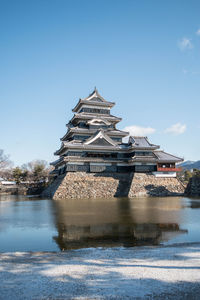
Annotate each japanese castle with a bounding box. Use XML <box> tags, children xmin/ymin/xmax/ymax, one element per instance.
<box><xmin>51</xmin><ymin>88</ymin><xmax>183</xmax><ymax>177</ymax></box>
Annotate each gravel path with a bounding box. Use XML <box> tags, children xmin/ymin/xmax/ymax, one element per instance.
<box><xmin>0</xmin><ymin>243</ymin><xmax>200</xmax><ymax>299</ymax></box>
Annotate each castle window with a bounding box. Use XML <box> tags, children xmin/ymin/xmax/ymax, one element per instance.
<box><xmin>80</xmin><ymin>108</ymin><xmax>110</xmax><ymax>114</ymax></box>
<box><xmin>132</xmin><ymin>151</ymin><xmax>153</xmax><ymax>157</ymax></box>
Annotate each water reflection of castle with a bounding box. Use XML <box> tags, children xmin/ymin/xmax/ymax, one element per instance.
<box><xmin>52</xmin><ymin>197</ymin><xmax>187</xmax><ymax>250</ymax></box>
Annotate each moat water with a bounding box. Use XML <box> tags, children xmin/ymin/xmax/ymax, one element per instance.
<box><xmin>0</xmin><ymin>195</ymin><xmax>200</xmax><ymax>252</ymax></box>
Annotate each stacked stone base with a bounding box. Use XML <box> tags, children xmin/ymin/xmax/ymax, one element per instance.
<box><xmin>43</xmin><ymin>172</ymin><xmax>185</xmax><ymax>200</ymax></box>
<box><xmin>128</xmin><ymin>173</ymin><xmax>185</xmax><ymax>197</ymax></box>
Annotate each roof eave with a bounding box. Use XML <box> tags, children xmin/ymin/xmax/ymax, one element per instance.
<box><xmin>61</xmin><ymin>130</ymin><xmax>128</xmax><ymax>140</ymax></box>
<box><xmin>61</xmin><ymin>143</ymin><xmax>121</xmax><ymax>150</ymax></box>
<box><xmin>158</xmin><ymin>158</ymin><xmax>184</xmax><ymax>163</ymax></box>
<box><xmin>72</xmin><ymin>100</ymin><xmax>115</xmax><ymax>112</ymax></box>
<box><xmin>72</xmin><ymin>99</ymin><xmax>82</xmax><ymax>112</ymax></box>
<box><xmin>131</xmin><ymin>146</ymin><xmax>160</xmax><ymax>150</ymax></box>
<box><xmin>54</xmin><ymin>147</ymin><xmax>66</xmax><ymax>155</ymax></box>
<box><xmin>71</xmin><ymin>115</ymin><xmax>122</xmax><ymax>124</ymax></box>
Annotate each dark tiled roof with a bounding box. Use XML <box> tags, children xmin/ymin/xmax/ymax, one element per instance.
<box><xmin>131</xmin><ymin>157</ymin><xmax>157</xmax><ymax>162</ymax></box>
<box><xmin>129</xmin><ymin>136</ymin><xmax>159</xmax><ymax>149</ymax></box>
<box><xmin>154</xmin><ymin>151</ymin><xmax>183</xmax><ymax>162</ymax></box>
<box><xmin>72</xmin><ymin>89</ymin><xmax>115</xmax><ymax>112</ymax></box>
<box><xmin>82</xmin><ymin>88</ymin><xmax>111</xmax><ymax>103</ymax></box>
<box><xmin>50</xmin><ymin>157</ymin><xmax>64</xmax><ymax>165</ymax></box>
<box><xmin>60</xmin><ymin>128</ymin><xmax>128</xmax><ymax>141</ymax></box>
<box><xmin>71</xmin><ymin>113</ymin><xmax>122</xmax><ymax>123</ymax></box>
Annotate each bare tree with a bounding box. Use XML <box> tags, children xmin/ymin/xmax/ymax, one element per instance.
<box><xmin>0</xmin><ymin>149</ymin><xmax>12</xmax><ymax>169</ymax></box>
<box><xmin>0</xmin><ymin>150</ymin><xmax>13</xmax><ymax>180</ymax></box>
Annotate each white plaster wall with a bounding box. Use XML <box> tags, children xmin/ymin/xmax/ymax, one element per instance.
<box><xmin>152</xmin><ymin>172</ymin><xmax>176</xmax><ymax>178</ymax></box>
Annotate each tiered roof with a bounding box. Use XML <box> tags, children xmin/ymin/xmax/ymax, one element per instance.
<box><xmin>128</xmin><ymin>136</ymin><xmax>182</xmax><ymax>163</ymax></box>
<box><xmin>84</xmin><ymin>130</ymin><xmax>118</xmax><ymax>146</ymax></box>
<box><xmin>129</xmin><ymin>136</ymin><xmax>159</xmax><ymax>150</ymax></box>
<box><xmin>52</xmin><ymin>89</ymin><xmax>183</xmax><ymax>170</ymax></box>
<box><xmin>154</xmin><ymin>151</ymin><xmax>183</xmax><ymax>162</ymax></box>
<box><xmin>72</xmin><ymin>88</ymin><xmax>115</xmax><ymax>112</ymax></box>
<box><xmin>70</xmin><ymin>113</ymin><xmax>122</xmax><ymax>124</ymax></box>
<box><xmin>61</xmin><ymin>128</ymin><xmax>128</xmax><ymax>141</ymax></box>
<box><xmin>54</xmin><ymin>88</ymin><xmax>128</xmax><ymax>156</ymax></box>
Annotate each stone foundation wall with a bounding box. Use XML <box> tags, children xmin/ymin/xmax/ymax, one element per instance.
<box><xmin>0</xmin><ymin>185</ymin><xmax>19</xmax><ymax>195</ymax></box>
<box><xmin>0</xmin><ymin>183</ymin><xmax>46</xmax><ymax>196</ymax></box>
<box><xmin>43</xmin><ymin>172</ymin><xmax>185</xmax><ymax>199</ymax></box>
<box><xmin>128</xmin><ymin>173</ymin><xmax>185</xmax><ymax>197</ymax></box>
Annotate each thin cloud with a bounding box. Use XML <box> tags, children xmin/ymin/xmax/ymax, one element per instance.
<box><xmin>165</xmin><ymin>123</ymin><xmax>186</xmax><ymax>135</ymax></box>
<box><xmin>182</xmin><ymin>69</ymin><xmax>200</xmax><ymax>75</ymax></box>
<box><xmin>178</xmin><ymin>38</ymin><xmax>193</xmax><ymax>51</ymax></box>
<box><xmin>123</xmin><ymin>125</ymin><xmax>156</xmax><ymax>136</ymax></box>
<box><xmin>191</xmin><ymin>71</ymin><xmax>200</xmax><ymax>75</ymax></box>
<box><xmin>182</xmin><ymin>68</ymin><xmax>188</xmax><ymax>74</ymax></box>
<box><xmin>196</xmin><ymin>29</ymin><xmax>200</xmax><ymax>36</ymax></box>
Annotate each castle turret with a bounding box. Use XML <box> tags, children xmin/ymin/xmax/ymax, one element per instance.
<box><xmin>51</xmin><ymin>89</ymin><xmax>183</xmax><ymax>177</ymax></box>
<box><xmin>51</xmin><ymin>88</ymin><xmax>129</xmax><ymax>174</ymax></box>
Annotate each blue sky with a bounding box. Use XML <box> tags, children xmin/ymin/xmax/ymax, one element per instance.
<box><xmin>0</xmin><ymin>0</ymin><xmax>200</xmax><ymax>166</ymax></box>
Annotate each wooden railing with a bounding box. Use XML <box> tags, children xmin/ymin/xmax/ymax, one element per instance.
<box><xmin>157</xmin><ymin>167</ymin><xmax>182</xmax><ymax>172</ymax></box>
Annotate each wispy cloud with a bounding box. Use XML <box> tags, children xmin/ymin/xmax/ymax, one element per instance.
<box><xmin>165</xmin><ymin>123</ymin><xmax>186</xmax><ymax>135</ymax></box>
<box><xmin>182</xmin><ymin>68</ymin><xmax>188</xmax><ymax>74</ymax></box>
<box><xmin>123</xmin><ymin>125</ymin><xmax>156</xmax><ymax>136</ymax></box>
<box><xmin>182</xmin><ymin>69</ymin><xmax>200</xmax><ymax>75</ymax></box>
<box><xmin>196</xmin><ymin>29</ymin><xmax>200</xmax><ymax>36</ymax></box>
<box><xmin>191</xmin><ymin>71</ymin><xmax>200</xmax><ymax>75</ymax></box>
<box><xmin>178</xmin><ymin>38</ymin><xmax>193</xmax><ymax>51</ymax></box>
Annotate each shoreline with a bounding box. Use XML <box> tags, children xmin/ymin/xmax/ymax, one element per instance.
<box><xmin>1</xmin><ymin>242</ymin><xmax>200</xmax><ymax>299</ymax></box>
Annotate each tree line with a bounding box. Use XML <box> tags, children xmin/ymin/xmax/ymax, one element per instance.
<box><xmin>0</xmin><ymin>149</ymin><xmax>52</xmax><ymax>185</ymax></box>
<box><xmin>175</xmin><ymin>168</ymin><xmax>200</xmax><ymax>184</ymax></box>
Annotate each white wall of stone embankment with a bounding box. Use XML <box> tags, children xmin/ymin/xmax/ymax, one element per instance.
<box><xmin>43</xmin><ymin>172</ymin><xmax>186</xmax><ymax>200</ymax></box>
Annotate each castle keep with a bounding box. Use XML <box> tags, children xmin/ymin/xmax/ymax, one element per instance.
<box><xmin>51</xmin><ymin>88</ymin><xmax>183</xmax><ymax>177</ymax></box>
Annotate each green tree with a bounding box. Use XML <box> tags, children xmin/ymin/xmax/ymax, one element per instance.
<box><xmin>13</xmin><ymin>167</ymin><xmax>23</xmax><ymax>184</ymax></box>
<box><xmin>22</xmin><ymin>160</ymin><xmax>51</xmax><ymax>183</ymax></box>
<box><xmin>33</xmin><ymin>163</ymin><xmax>46</xmax><ymax>182</ymax></box>
<box><xmin>12</xmin><ymin>167</ymin><xmax>28</xmax><ymax>184</ymax></box>
<box><xmin>21</xmin><ymin>170</ymin><xmax>28</xmax><ymax>181</ymax></box>
<box><xmin>184</xmin><ymin>170</ymin><xmax>192</xmax><ymax>182</ymax></box>
<box><xmin>193</xmin><ymin>169</ymin><xmax>200</xmax><ymax>178</ymax></box>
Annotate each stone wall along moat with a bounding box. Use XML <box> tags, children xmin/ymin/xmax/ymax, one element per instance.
<box><xmin>43</xmin><ymin>172</ymin><xmax>185</xmax><ymax>199</ymax></box>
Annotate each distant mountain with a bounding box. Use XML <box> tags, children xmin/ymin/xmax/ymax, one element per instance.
<box><xmin>179</xmin><ymin>160</ymin><xmax>200</xmax><ymax>170</ymax></box>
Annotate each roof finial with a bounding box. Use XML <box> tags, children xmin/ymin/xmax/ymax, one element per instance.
<box><xmin>94</xmin><ymin>86</ymin><xmax>98</xmax><ymax>93</ymax></box>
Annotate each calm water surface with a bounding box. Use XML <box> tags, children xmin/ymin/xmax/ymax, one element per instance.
<box><xmin>0</xmin><ymin>195</ymin><xmax>200</xmax><ymax>252</ymax></box>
